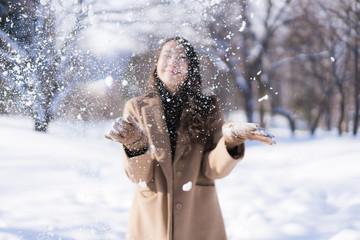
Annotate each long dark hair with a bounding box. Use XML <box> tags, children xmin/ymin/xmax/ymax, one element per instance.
<box><xmin>145</xmin><ymin>37</ymin><xmax>217</xmax><ymax>141</ymax></box>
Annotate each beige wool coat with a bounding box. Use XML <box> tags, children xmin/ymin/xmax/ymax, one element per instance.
<box><xmin>121</xmin><ymin>95</ymin><xmax>245</xmax><ymax>240</ymax></box>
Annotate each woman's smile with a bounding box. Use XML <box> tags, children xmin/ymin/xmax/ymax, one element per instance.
<box><xmin>168</xmin><ymin>69</ymin><xmax>181</xmax><ymax>75</ymax></box>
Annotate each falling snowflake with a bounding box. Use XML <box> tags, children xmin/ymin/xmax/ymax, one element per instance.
<box><xmin>122</xmin><ymin>80</ymin><xmax>128</xmax><ymax>86</ymax></box>
<box><xmin>258</xmin><ymin>94</ymin><xmax>269</xmax><ymax>102</ymax></box>
<box><xmin>182</xmin><ymin>181</ymin><xmax>192</xmax><ymax>192</ymax></box>
<box><xmin>239</xmin><ymin>20</ymin><xmax>246</xmax><ymax>32</ymax></box>
<box><xmin>138</xmin><ymin>179</ymin><xmax>147</xmax><ymax>188</ymax></box>
<box><xmin>105</xmin><ymin>76</ymin><xmax>113</xmax><ymax>87</ymax></box>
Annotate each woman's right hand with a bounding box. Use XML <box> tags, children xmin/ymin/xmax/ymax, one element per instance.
<box><xmin>105</xmin><ymin>115</ymin><xmax>148</xmax><ymax>152</ymax></box>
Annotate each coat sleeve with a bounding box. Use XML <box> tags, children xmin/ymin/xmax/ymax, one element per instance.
<box><xmin>201</xmin><ymin>101</ymin><xmax>245</xmax><ymax>180</ymax></box>
<box><xmin>121</xmin><ymin>99</ymin><xmax>155</xmax><ymax>184</ymax></box>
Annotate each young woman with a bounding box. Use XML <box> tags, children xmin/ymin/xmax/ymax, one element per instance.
<box><xmin>105</xmin><ymin>37</ymin><xmax>275</xmax><ymax>240</ymax></box>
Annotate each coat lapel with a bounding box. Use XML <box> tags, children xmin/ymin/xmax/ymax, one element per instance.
<box><xmin>173</xmin><ymin>120</ymin><xmax>192</xmax><ymax>164</ymax></box>
<box><xmin>140</xmin><ymin>96</ymin><xmax>193</xmax><ymax>184</ymax></box>
<box><xmin>141</xmin><ymin>97</ymin><xmax>173</xmax><ymax>187</ymax></box>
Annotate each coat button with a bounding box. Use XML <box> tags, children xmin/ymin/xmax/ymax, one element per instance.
<box><xmin>175</xmin><ymin>203</ymin><xmax>183</xmax><ymax>210</ymax></box>
<box><xmin>176</xmin><ymin>171</ymin><xmax>182</xmax><ymax>177</ymax></box>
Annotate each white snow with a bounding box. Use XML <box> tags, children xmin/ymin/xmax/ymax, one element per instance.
<box><xmin>138</xmin><ymin>179</ymin><xmax>147</xmax><ymax>189</ymax></box>
<box><xmin>105</xmin><ymin>76</ymin><xmax>114</xmax><ymax>87</ymax></box>
<box><xmin>1</xmin><ymin>116</ymin><xmax>360</xmax><ymax>240</ymax></box>
<box><xmin>121</xmin><ymin>80</ymin><xmax>128</xmax><ymax>86</ymax></box>
<box><xmin>182</xmin><ymin>181</ymin><xmax>192</xmax><ymax>192</ymax></box>
<box><xmin>239</xmin><ymin>20</ymin><xmax>247</xmax><ymax>32</ymax></box>
<box><xmin>258</xmin><ymin>94</ymin><xmax>269</xmax><ymax>102</ymax></box>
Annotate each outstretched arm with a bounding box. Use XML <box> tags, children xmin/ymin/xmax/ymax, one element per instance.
<box><xmin>202</xmin><ymin>102</ymin><xmax>275</xmax><ymax>180</ymax></box>
<box><xmin>223</xmin><ymin>121</ymin><xmax>276</xmax><ymax>150</ymax></box>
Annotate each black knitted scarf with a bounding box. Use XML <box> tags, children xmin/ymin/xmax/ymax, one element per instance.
<box><xmin>157</xmin><ymin>80</ymin><xmax>186</xmax><ymax>160</ymax></box>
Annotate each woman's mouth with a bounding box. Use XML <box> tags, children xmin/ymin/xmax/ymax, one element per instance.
<box><xmin>169</xmin><ymin>69</ymin><xmax>180</xmax><ymax>75</ymax></box>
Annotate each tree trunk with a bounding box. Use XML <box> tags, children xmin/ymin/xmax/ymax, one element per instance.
<box><xmin>34</xmin><ymin>110</ymin><xmax>51</xmax><ymax>132</ymax></box>
<box><xmin>244</xmin><ymin>92</ymin><xmax>254</xmax><ymax>123</ymax></box>
<box><xmin>353</xmin><ymin>45</ymin><xmax>359</xmax><ymax>136</ymax></box>
<box><xmin>324</xmin><ymin>97</ymin><xmax>332</xmax><ymax>131</ymax></box>
<box><xmin>310</xmin><ymin>107</ymin><xmax>324</xmax><ymax>135</ymax></box>
<box><xmin>338</xmin><ymin>90</ymin><xmax>345</xmax><ymax>135</ymax></box>
<box><xmin>258</xmin><ymin>82</ymin><xmax>267</xmax><ymax>127</ymax></box>
<box><xmin>273</xmin><ymin>107</ymin><xmax>296</xmax><ymax>134</ymax></box>
<box><xmin>259</xmin><ymin>102</ymin><xmax>265</xmax><ymax>127</ymax></box>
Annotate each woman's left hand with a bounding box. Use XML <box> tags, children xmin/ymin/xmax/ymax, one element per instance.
<box><xmin>222</xmin><ymin>122</ymin><xmax>276</xmax><ymax>149</ymax></box>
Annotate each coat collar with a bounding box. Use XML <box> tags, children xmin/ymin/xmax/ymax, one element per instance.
<box><xmin>141</xmin><ymin>96</ymin><xmax>171</xmax><ymax>161</ymax></box>
<box><xmin>174</xmin><ymin>122</ymin><xmax>192</xmax><ymax>163</ymax></box>
<box><xmin>141</xmin><ymin>96</ymin><xmax>172</xmax><ymax>187</ymax></box>
<box><xmin>140</xmin><ymin>96</ymin><xmax>192</xmax><ymax>182</ymax></box>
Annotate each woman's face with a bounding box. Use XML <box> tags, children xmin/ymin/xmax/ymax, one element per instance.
<box><xmin>156</xmin><ymin>40</ymin><xmax>189</xmax><ymax>93</ymax></box>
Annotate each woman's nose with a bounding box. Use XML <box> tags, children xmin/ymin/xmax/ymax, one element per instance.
<box><xmin>168</xmin><ymin>57</ymin><xmax>177</xmax><ymax>67</ymax></box>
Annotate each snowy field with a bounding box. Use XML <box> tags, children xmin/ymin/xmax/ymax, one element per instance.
<box><xmin>1</xmin><ymin>115</ymin><xmax>360</xmax><ymax>240</ymax></box>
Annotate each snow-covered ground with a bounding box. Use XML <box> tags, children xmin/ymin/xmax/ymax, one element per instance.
<box><xmin>1</xmin><ymin>115</ymin><xmax>360</xmax><ymax>240</ymax></box>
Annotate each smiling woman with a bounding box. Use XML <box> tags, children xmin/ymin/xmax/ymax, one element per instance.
<box><xmin>105</xmin><ymin>37</ymin><xmax>275</xmax><ymax>240</ymax></box>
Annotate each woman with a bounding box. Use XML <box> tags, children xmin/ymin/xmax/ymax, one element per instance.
<box><xmin>105</xmin><ymin>37</ymin><xmax>275</xmax><ymax>240</ymax></box>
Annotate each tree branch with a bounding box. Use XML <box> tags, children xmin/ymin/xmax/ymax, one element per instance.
<box><xmin>269</xmin><ymin>51</ymin><xmax>330</xmax><ymax>72</ymax></box>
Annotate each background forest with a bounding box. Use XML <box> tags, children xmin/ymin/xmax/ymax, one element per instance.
<box><xmin>1</xmin><ymin>0</ymin><xmax>359</xmax><ymax>136</ymax></box>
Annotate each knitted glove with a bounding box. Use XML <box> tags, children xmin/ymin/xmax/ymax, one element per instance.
<box><xmin>222</xmin><ymin>122</ymin><xmax>276</xmax><ymax>150</ymax></box>
<box><xmin>105</xmin><ymin>115</ymin><xmax>148</xmax><ymax>152</ymax></box>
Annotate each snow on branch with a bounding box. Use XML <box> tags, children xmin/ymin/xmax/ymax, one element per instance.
<box><xmin>0</xmin><ymin>29</ymin><xmax>29</xmax><ymax>60</ymax></box>
<box><xmin>269</xmin><ymin>51</ymin><xmax>330</xmax><ymax>72</ymax></box>
<box><xmin>0</xmin><ymin>48</ymin><xmax>16</xmax><ymax>64</ymax></box>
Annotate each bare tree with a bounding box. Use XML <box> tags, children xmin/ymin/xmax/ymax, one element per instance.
<box><xmin>326</xmin><ymin>0</ymin><xmax>360</xmax><ymax>135</ymax></box>
<box><xmin>286</xmin><ymin>1</ymin><xmax>336</xmax><ymax>135</ymax></box>
<box><xmin>202</xmin><ymin>0</ymin><xmax>298</xmax><ymax>132</ymax></box>
<box><xmin>0</xmin><ymin>0</ymin><xmax>92</xmax><ymax>131</ymax></box>
<box><xmin>292</xmin><ymin>0</ymin><xmax>360</xmax><ymax>135</ymax></box>
<box><xmin>1</xmin><ymin>0</ymin><xmax>216</xmax><ymax>131</ymax></box>
<box><xmin>318</xmin><ymin>0</ymin><xmax>353</xmax><ymax>135</ymax></box>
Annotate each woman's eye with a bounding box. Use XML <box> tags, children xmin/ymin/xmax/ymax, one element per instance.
<box><xmin>179</xmin><ymin>56</ymin><xmax>186</xmax><ymax>61</ymax></box>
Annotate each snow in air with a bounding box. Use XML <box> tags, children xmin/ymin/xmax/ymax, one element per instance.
<box><xmin>138</xmin><ymin>179</ymin><xmax>147</xmax><ymax>188</ymax></box>
<box><xmin>105</xmin><ymin>76</ymin><xmax>113</xmax><ymax>87</ymax></box>
<box><xmin>239</xmin><ymin>20</ymin><xmax>247</xmax><ymax>32</ymax></box>
<box><xmin>258</xmin><ymin>94</ymin><xmax>269</xmax><ymax>102</ymax></box>
<box><xmin>182</xmin><ymin>181</ymin><xmax>193</xmax><ymax>192</ymax></box>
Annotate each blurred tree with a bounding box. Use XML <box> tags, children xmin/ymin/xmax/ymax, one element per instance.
<box><xmin>324</xmin><ymin>0</ymin><xmax>360</xmax><ymax>136</ymax></box>
<box><xmin>284</xmin><ymin>1</ymin><xmax>334</xmax><ymax>135</ymax></box>
<box><xmin>0</xmin><ymin>0</ymin><xmax>90</xmax><ymax>131</ymax></box>
<box><xmin>204</xmin><ymin>0</ymin><xmax>297</xmax><ymax>133</ymax></box>
<box><xmin>285</xmin><ymin>0</ymin><xmax>359</xmax><ymax>135</ymax></box>
<box><xmin>1</xmin><ymin>0</ymin><xmax>213</xmax><ymax>130</ymax></box>
<box><xmin>316</xmin><ymin>0</ymin><xmax>353</xmax><ymax>135</ymax></box>
<box><xmin>0</xmin><ymin>0</ymin><xmax>38</xmax><ymax>116</ymax></box>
